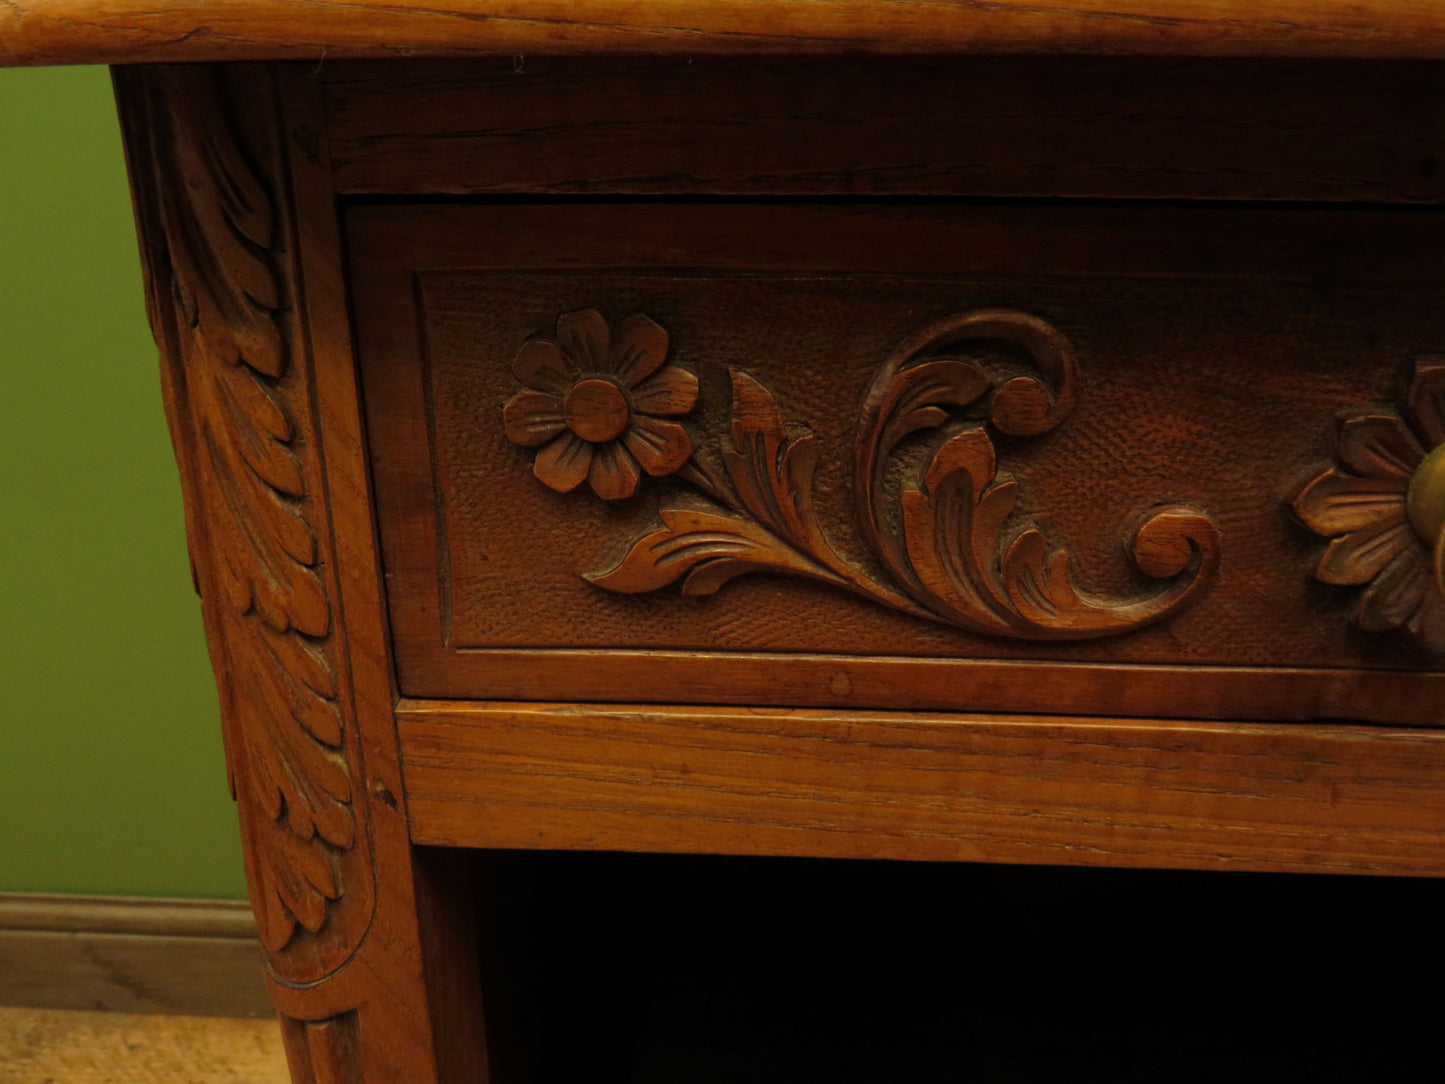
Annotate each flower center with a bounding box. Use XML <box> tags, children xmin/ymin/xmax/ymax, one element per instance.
<box><xmin>565</xmin><ymin>377</ymin><xmax>630</xmax><ymax>443</ymax></box>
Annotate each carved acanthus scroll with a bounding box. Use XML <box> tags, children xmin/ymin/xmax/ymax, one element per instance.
<box><xmin>123</xmin><ymin>65</ymin><xmax>372</xmax><ymax>982</ymax></box>
<box><xmin>505</xmin><ymin>308</ymin><xmax>1221</xmax><ymax>640</ymax></box>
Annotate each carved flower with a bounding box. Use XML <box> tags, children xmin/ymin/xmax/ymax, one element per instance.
<box><xmin>1290</xmin><ymin>359</ymin><xmax>1445</xmax><ymax>654</ymax></box>
<box><xmin>503</xmin><ymin>309</ymin><xmax>698</xmax><ymax>499</ymax></box>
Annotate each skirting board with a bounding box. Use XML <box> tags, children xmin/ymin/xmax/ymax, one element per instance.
<box><xmin>0</xmin><ymin>894</ymin><xmax>272</xmax><ymax>1018</ymax></box>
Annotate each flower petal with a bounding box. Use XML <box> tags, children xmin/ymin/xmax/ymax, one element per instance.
<box><xmin>532</xmin><ymin>432</ymin><xmax>593</xmax><ymax>493</ymax></box>
<box><xmin>502</xmin><ymin>389</ymin><xmax>566</xmax><ymax>447</ymax></box>
<box><xmin>632</xmin><ymin>365</ymin><xmax>699</xmax><ymax>416</ymax></box>
<box><xmin>624</xmin><ymin>416</ymin><xmax>693</xmax><ymax>476</ymax></box>
<box><xmin>588</xmin><ymin>441</ymin><xmax>642</xmax><ymax>500</ymax></box>
<box><xmin>611</xmin><ymin>313</ymin><xmax>671</xmax><ymax>387</ymax></box>
<box><xmin>1290</xmin><ymin>467</ymin><xmax>1407</xmax><ymax>535</ymax></box>
<box><xmin>555</xmin><ymin>309</ymin><xmax>611</xmax><ymax>373</ymax></box>
<box><xmin>1337</xmin><ymin>413</ymin><xmax>1424</xmax><ymax>480</ymax></box>
<box><xmin>1356</xmin><ymin>546</ymin><xmax>1429</xmax><ymax>631</ymax></box>
<box><xmin>1407</xmin><ymin>586</ymin><xmax>1445</xmax><ymax>655</ymax></box>
<box><xmin>1317</xmin><ymin>517</ymin><xmax>1415</xmax><ymax>585</ymax></box>
<box><xmin>1407</xmin><ymin>356</ymin><xmax>1445</xmax><ymax>448</ymax></box>
<box><xmin>513</xmin><ymin>340</ymin><xmax>577</xmax><ymax>393</ymax></box>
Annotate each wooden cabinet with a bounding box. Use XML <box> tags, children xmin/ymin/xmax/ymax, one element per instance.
<box><xmin>7</xmin><ymin>4</ymin><xmax>1445</xmax><ymax>1077</ymax></box>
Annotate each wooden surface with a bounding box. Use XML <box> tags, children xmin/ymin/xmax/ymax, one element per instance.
<box><xmin>351</xmin><ymin>200</ymin><xmax>1445</xmax><ymax>725</ymax></box>
<box><xmin>11</xmin><ymin>0</ymin><xmax>1445</xmax><ymax>66</ymax></box>
<box><xmin>0</xmin><ymin>894</ymin><xmax>270</xmax><ymax>1018</ymax></box>
<box><xmin>326</xmin><ymin>56</ymin><xmax>1445</xmax><ymax>203</ymax></box>
<box><xmin>106</xmin><ymin>52</ymin><xmax>1445</xmax><ymax>1084</ymax></box>
<box><xmin>400</xmin><ymin>702</ymin><xmax>1445</xmax><ymax>877</ymax></box>
<box><xmin>0</xmin><ymin>1007</ymin><xmax>288</xmax><ymax>1083</ymax></box>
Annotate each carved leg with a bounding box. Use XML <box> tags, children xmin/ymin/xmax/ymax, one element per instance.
<box><xmin>114</xmin><ymin>61</ymin><xmax>486</xmax><ymax>1082</ymax></box>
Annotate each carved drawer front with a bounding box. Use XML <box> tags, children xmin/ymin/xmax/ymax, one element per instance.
<box><xmin>349</xmin><ymin>203</ymin><xmax>1445</xmax><ymax>725</ymax></box>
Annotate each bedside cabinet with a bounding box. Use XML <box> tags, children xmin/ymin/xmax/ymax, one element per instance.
<box><xmin>7</xmin><ymin>2</ymin><xmax>1445</xmax><ymax>1079</ymax></box>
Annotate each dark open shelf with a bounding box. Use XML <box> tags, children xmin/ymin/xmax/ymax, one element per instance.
<box><xmin>464</xmin><ymin>850</ymin><xmax>1445</xmax><ymax>1082</ymax></box>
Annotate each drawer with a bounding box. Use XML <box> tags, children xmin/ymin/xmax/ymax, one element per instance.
<box><xmin>350</xmin><ymin>201</ymin><xmax>1445</xmax><ymax>725</ymax></box>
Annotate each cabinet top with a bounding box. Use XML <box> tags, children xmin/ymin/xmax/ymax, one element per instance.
<box><xmin>6</xmin><ymin>0</ymin><xmax>1445</xmax><ymax>67</ymax></box>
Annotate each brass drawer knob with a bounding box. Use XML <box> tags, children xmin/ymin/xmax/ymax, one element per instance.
<box><xmin>1408</xmin><ymin>442</ymin><xmax>1445</xmax><ymax>596</ymax></box>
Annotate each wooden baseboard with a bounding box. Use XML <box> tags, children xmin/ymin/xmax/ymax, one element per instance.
<box><xmin>0</xmin><ymin>894</ymin><xmax>272</xmax><ymax>1018</ymax></box>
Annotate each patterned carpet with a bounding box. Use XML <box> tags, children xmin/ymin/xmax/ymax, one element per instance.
<box><xmin>0</xmin><ymin>1007</ymin><xmax>288</xmax><ymax>1083</ymax></box>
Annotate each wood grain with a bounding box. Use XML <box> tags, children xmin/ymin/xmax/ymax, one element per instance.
<box><xmin>326</xmin><ymin>56</ymin><xmax>1445</xmax><ymax>203</ymax></box>
<box><xmin>399</xmin><ymin>701</ymin><xmax>1445</xmax><ymax>877</ymax></box>
<box><xmin>279</xmin><ymin>1012</ymin><xmax>362</xmax><ymax>1084</ymax></box>
<box><xmin>11</xmin><ymin>0</ymin><xmax>1445</xmax><ymax>66</ymax></box>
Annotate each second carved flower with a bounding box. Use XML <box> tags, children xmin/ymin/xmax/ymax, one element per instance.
<box><xmin>1290</xmin><ymin>358</ymin><xmax>1445</xmax><ymax>655</ymax></box>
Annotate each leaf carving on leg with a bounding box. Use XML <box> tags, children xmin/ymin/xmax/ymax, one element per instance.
<box><xmin>146</xmin><ymin>67</ymin><xmax>363</xmax><ymax>960</ymax></box>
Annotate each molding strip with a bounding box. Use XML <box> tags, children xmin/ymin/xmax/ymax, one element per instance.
<box><xmin>0</xmin><ymin>894</ymin><xmax>271</xmax><ymax>1018</ymax></box>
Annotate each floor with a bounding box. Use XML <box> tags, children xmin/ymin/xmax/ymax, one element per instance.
<box><xmin>0</xmin><ymin>1006</ymin><xmax>289</xmax><ymax>1083</ymax></box>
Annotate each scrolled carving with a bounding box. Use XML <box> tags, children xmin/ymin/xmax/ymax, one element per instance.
<box><xmin>128</xmin><ymin>65</ymin><xmax>372</xmax><ymax>981</ymax></box>
<box><xmin>505</xmin><ymin>308</ymin><xmax>1220</xmax><ymax>640</ymax></box>
<box><xmin>1289</xmin><ymin>357</ymin><xmax>1445</xmax><ymax>655</ymax></box>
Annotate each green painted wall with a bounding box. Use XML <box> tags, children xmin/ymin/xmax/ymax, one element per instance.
<box><xmin>0</xmin><ymin>66</ymin><xmax>247</xmax><ymax>899</ymax></box>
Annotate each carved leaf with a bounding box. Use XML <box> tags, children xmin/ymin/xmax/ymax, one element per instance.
<box><xmin>1290</xmin><ymin>467</ymin><xmax>1409</xmax><ymax>536</ymax></box>
<box><xmin>586</xmin><ymin>508</ymin><xmax>841</xmax><ymax>596</ymax></box>
<box><xmin>1408</xmin><ymin>357</ymin><xmax>1445</xmax><ymax>448</ymax></box>
<box><xmin>722</xmin><ymin>369</ymin><xmax>833</xmax><ymax>555</ymax></box>
<box><xmin>152</xmin><ymin>69</ymin><xmax>357</xmax><ymax>956</ymax></box>
<box><xmin>899</xmin><ymin>429</ymin><xmax>1017</xmax><ymax>627</ymax></box>
<box><xmin>874</xmin><ymin>360</ymin><xmax>991</xmax><ymax>462</ymax></box>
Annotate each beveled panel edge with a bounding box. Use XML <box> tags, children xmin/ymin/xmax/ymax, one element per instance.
<box><xmin>393</xmin><ymin>649</ymin><xmax>1445</xmax><ymax>728</ymax></box>
<box><xmin>397</xmin><ymin>700</ymin><xmax>1445</xmax><ymax>877</ymax></box>
<box><xmin>345</xmin><ymin>201</ymin><xmax>1445</xmax><ymax>285</ymax></box>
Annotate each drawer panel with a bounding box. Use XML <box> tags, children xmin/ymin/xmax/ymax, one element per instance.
<box><xmin>350</xmin><ymin>202</ymin><xmax>1445</xmax><ymax>724</ymax></box>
